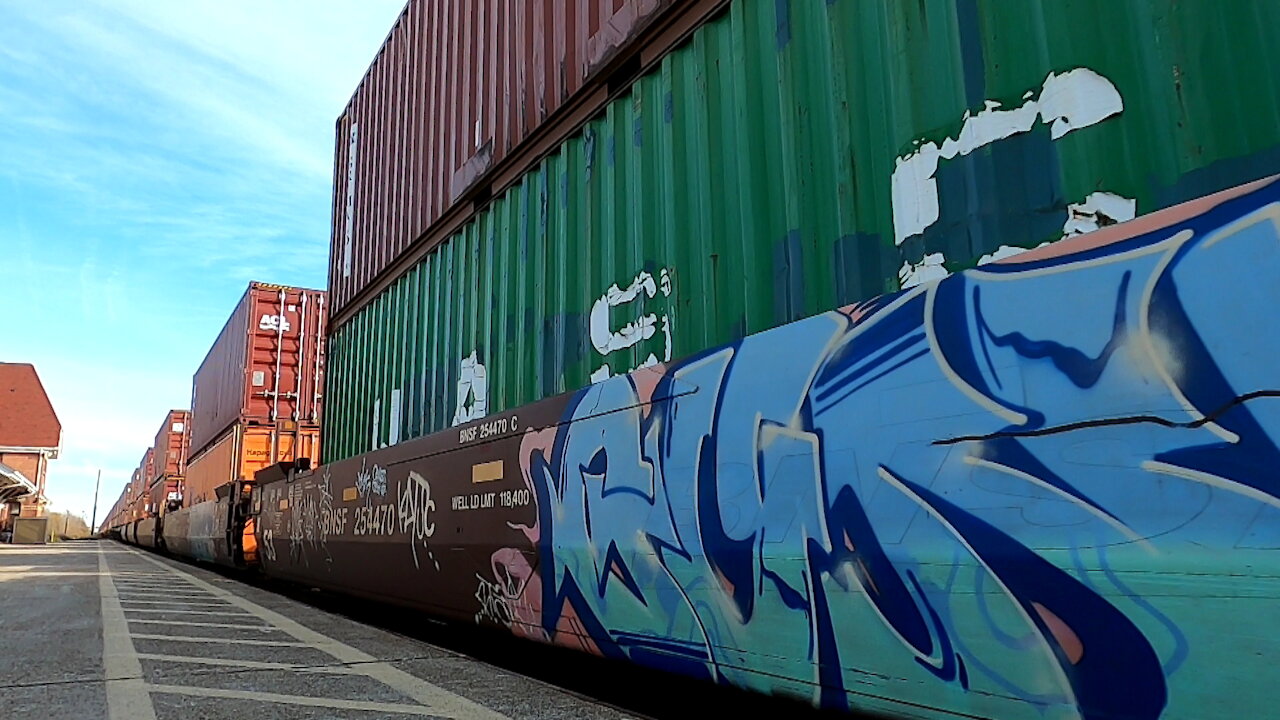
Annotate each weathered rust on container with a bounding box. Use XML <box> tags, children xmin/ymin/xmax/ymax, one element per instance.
<box><xmin>190</xmin><ymin>282</ymin><xmax>326</xmax><ymax>457</ymax></box>
<box><xmin>185</xmin><ymin>423</ymin><xmax>321</xmax><ymax>508</ymax></box>
<box><xmin>329</xmin><ymin>0</ymin><xmax>721</xmax><ymax>321</ymax></box>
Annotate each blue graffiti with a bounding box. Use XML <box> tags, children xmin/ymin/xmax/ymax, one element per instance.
<box><xmin>518</xmin><ymin>179</ymin><xmax>1280</xmax><ymax>718</ymax></box>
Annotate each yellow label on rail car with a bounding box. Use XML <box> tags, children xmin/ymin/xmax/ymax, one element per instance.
<box><xmin>472</xmin><ymin>460</ymin><xmax>503</xmax><ymax>484</ymax></box>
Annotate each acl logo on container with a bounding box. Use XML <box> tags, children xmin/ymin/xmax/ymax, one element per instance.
<box><xmin>259</xmin><ymin>314</ymin><xmax>291</xmax><ymax>332</ymax></box>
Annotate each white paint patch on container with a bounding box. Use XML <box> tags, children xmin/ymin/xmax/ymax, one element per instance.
<box><xmin>453</xmin><ymin>352</ymin><xmax>488</xmax><ymax>426</ymax></box>
<box><xmin>388</xmin><ymin>388</ymin><xmax>402</xmax><ymax>446</ymax></box>
<box><xmin>892</xmin><ymin>68</ymin><xmax>1124</xmax><ymax>246</ymax></box>
<box><xmin>898</xmin><ymin>252</ymin><xmax>950</xmax><ymax>289</ymax></box>
<box><xmin>977</xmin><ymin>243</ymin><xmax>1049</xmax><ymax>266</ymax></box>
<box><xmin>1063</xmin><ymin>192</ymin><xmax>1137</xmax><ymax>237</ymax></box>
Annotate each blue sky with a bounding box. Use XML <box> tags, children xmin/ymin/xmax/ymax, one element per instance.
<box><xmin>0</xmin><ymin>1</ymin><xmax>405</xmax><ymax>524</ymax></box>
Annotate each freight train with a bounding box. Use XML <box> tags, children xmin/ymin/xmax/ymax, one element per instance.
<box><xmin>116</xmin><ymin>179</ymin><xmax>1280</xmax><ymax>719</ymax></box>
<box><xmin>103</xmin><ymin>282</ymin><xmax>325</xmax><ymax>561</ymax></box>
<box><xmin>112</xmin><ymin>1</ymin><xmax>1280</xmax><ymax>718</ymax></box>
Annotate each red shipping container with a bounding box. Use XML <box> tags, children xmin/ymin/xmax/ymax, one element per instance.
<box><xmin>190</xmin><ymin>283</ymin><xmax>326</xmax><ymax>458</ymax></box>
<box><xmin>130</xmin><ymin>449</ymin><xmax>154</xmax><ymax>518</ymax></box>
<box><xmin>148</xmin><ymin>409</ymin><xmax>190</xmax><ymax>512</ymax></box>
<box><xmin>151</xmin><ymin>409</ymin><xmax>190</xmax><ymax>480</ymax></box>
<box><xmin>328</xmin><ymin>0</ymin><xmax>723</xmax><ymax>323</ymax></box>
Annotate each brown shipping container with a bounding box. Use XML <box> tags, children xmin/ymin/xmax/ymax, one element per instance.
<box><xmin>190</xmin><ymin>282</ymin><xmax>326</xmax><ymax>458</ymax></box>
<box><xmin>184</xmin><ymin>423</ymin><xmax>320</xmax><ymax>508</ymax></box>
<box><xmin>329</xmin><ymin>0</ymin><xmax>722</xmax><ymax>321</ymax></box>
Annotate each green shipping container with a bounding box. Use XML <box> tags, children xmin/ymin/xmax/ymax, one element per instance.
<box><xmin>326</xmin><ymin>0</ymin><xmax>1280</xmax><ymax>461</ymax></box>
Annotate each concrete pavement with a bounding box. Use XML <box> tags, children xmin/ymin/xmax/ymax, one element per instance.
<box><xmin>0</xmin><ymin>541</ymin><xmax>640</xmax><ymax>719</ymax></box>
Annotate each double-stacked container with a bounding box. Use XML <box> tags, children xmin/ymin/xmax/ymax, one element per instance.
<box><xmin>147</xmin><ymin>410</ymin><xmax>190</xmax><ymax>513</ymax></box>
<box><xmin>323</xmin><ymin>0</ymin><xmax>1280</xmax><ymax>462</ymax></box>
<box><xmin>185</xmin><ymin>282</ymin><xmax>326</xmax><ymax>506</ymax></box>
<box><xmin>127</xmin><ymin>450</ymin><xmax>153</xmax><ymax>520</ymax></box>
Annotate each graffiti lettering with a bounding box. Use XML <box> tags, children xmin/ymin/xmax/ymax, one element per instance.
<box><xmin>589</xmin><ymin>267</ymin><xmax>674</xmax><ymax>383</ymax></box>
<box><xmin>355</xmin><ymin>460</ymin><xmax>387</xmax><ymax>499</ymax></box>
<box><xmin>473</xmin><ymin>573</ymin><xmax>513</xmax><ymax>627</ymax></box>
<box><xmin>397</xmin><ymin>470</ymin><xmax>437</xmax><ymax>570</ymax></box>
<box><xmin>504</xmin><ymin>181</ymin><xmax>1280</xmax><ymax>717</ymax></box>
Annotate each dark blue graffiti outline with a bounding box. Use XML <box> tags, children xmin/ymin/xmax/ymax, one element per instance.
<box><xmin>519</xmin><ymin>179</ymin><xmax>1280</xmax><ymax>717</ymax></box>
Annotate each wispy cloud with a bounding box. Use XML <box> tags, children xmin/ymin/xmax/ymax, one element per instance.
<box><xmin>0</xmin><ymin>0</ymin><xmax>404</xmax><ymax>520</ymax></box>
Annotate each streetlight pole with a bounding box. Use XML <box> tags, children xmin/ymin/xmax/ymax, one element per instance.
<box><xmin>90</xmin><ymin>469</ymin><xmax>101</xmax><ymax>534</ymax></box>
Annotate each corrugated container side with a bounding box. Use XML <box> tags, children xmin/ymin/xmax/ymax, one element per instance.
<box><xmin>185</xmin><ymin>423</ymin><xmax>321</xmax><ymax>508</ymax></box>
<box><xmin>190</xmin><ymin>283</ymin><xmax>326</xmax><ymax>457</ymax></box>
<box><xmin>151</xmin><ymin>409</ymin><xmax>190</xmax><ymax>480</ymax></box>
<box><xmin>131</xmin><ymin>449</ymin><xmax>155</xmax><ymax>518</ymax></box>
<box><xmin>329</xmin><ymin>0</ymin><xmax>690</xmax><ymax>318</ymax></box>
<box><xmin>323</xmin><ymin>0</ymin><xmax>1280</xmax><ymax>462</ymax></box>
<box><xmin>191</xmin><ymin>289</ymin><xmax>250</xmax><ymax>455</ymax></box>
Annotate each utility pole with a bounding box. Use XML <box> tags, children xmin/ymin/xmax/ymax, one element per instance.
<box><xmin>90</xmin><ymin>469</ymin><xmax>101</xmax><ymax>534</ymax></box>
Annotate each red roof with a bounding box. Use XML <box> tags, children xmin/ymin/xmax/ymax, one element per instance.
<box><xmin>0</xmin><ymin>363</ymin><xmax>61</xmax><ymax>449</ymax></box>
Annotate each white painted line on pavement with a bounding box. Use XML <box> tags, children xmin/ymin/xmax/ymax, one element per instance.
<box><xmin>135</xmin><ymin>653</ymin><xmax>360</xmax><ymax>674</ymax></box>
<box><xmin>128</xmin><ymin>547</ymin><xmax>511</xmax><ymax>720</ymax></box>
<box><xmin>118</xmin><ymin>599</ymin><xmax>233</xmax><ymax>606</ymax></box>
<box><xmin>123</xmin><ymin>608</ymin><xmax>253</xmax><ymax>617</ymax></box>
<box><xmin>130</xmin><ymin>633</ymin><xmax>310</xmax><ymax>647</ymax></box>
<box><xmin>128</xmin><ymin>619</ymin><xmax>277</xmax><ymax>631</ymax></box>
<box><xmin>146</xmin><ymin>684</ymin><xmax>437</xmax><ymax>715</ymax></box>
<box><xmin>98</xmin><ymin>544</ymin><xmax>157</xmax><ymax>720</ymax></box>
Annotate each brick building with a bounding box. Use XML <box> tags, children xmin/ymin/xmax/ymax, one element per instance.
<box><xmin>0</xmin><ymin>363</ymin><xmax>61</xmax><ymax>535</ymax></box>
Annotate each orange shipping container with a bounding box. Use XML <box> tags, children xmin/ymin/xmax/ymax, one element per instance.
<box><xmin>184</xmin><ymin>423</ymin><xmax>320</xmax><ymax>507</ymax></box>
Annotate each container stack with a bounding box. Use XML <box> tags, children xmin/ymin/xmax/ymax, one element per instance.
<box><xmin>101</xmin><ymin>281</ymin><xmax>326</xmax><ymax>540</ymax></box>
<box><xmin>322</xmin><ymin>0</ymin><xmax>1280</xmax><ymax>464</ymax></box>
<box><xmin>185</xmin><ymin>282</ymin><xmax>325</xmax><ymax>506</ymax></box>
<box><xmin>146</xmin><ymin>410</ymin><xmax>190</xmax><ymax>514</ymax></box>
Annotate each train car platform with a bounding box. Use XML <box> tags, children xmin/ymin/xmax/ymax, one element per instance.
<box><xmin>0</xmin><ymin>540</ymin><xmax>640</xmax><ymax>720</ymax></box>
